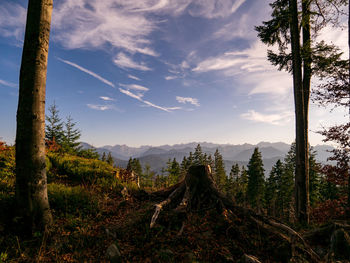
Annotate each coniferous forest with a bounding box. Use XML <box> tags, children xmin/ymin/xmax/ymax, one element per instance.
<box><xmin>0</xmin><ymin>0</ymin><xmax>349</xmax><ymax>262</ymax></box>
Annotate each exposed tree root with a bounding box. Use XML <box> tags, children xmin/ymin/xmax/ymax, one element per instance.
<box><xmin>147</xmin><ymin>165</ymin><xmax>322</xmax><ymax>262</ymax></box>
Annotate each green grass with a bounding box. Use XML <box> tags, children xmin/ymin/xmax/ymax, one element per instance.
<box><xmin>48</xmin><ymin>183</ymin><xmax>98</xmax><ymax>216</ymax></box>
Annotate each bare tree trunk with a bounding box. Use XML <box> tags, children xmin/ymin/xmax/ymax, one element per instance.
<box><xmin>15</xmin><ymin>0</ymin><xmax>53</xmax><ymax>233</ymax></box>
<box><xmin>289</xmin><ymin>0</ymin><xmax>309</xmax><ymax>224</ymax></box>
<box><xmin>347</xmin><ymin>0</ymin><xmax>350</xmax><ymax>218</ymax></box>
<box><xmin>301</xmin><ymin>0</ymin><xmax>311</xmax><ymax>224</ymax></box>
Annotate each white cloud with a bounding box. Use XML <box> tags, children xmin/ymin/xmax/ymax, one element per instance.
<box><xmin>193</xmin><ymin>41</ymin><xmax>292</xmax><ymax>95</ymax></box>
<box><xmin>113</xmin><ymin>52</ymin><xmax>151</xmax><ymax>71</ymax></box>
<box><xmin>128</xmin><ymin>74</ymin><xmax>141</xmax><ymax>81</ymax></box>
<box><xmin>119</xmin><ymin>88</ymin><xmax>144</xmax><ymax>101</ymax></box>
<box><xmin>188</xmin><ymin>0</ymin><xmax>246</xmax><ymax>18</ymax></box>
<box><xmin>241</xmin><ymin>110</ymin><xmax>293</xmax><ymax>125</ymax></box>
<box><xmin>119</xmin><ymin>83</ymin><xmax>149</xmax><ymax>91</ymax></box>
<box><xmin>100</xmin><ymin>96</ymin><xmax>115</xmax><ymax>101</ymax></box>
<box><xmin>58</xmin><ymin>58</ymin><xmax>115</xmax><ymax>87</ymax></box>
<box><xmin>119</xmin><ymin>88</ymin><xmax>181</xmax><ymax>112</ymax></box>
<box><xmin>193</xmin><ymin>56</ymin><xmax>246</xmax><ymax>72</ymax></box>
<box><xmin>0</xmin><ymin>3</ymin><xmax>26</xmax><ymax>41</ymax></box>
<box><xmin>52</xmin><ymin>0</ymin><xmax>157</xmax><ymax>56</ymax></box>
<box><xmin>0</xmin><ymin>79</ymin><xmax>17</xmax><ymax>88</ymax></box>
<box><xmin>143</xmin><ymin>100</ymin><xmax>180</xmax><ymax>112</ymax></box>
<box><xmin>317</xmin><ymin>23</ymin><xmax>348</xmax><ymax>58</ymax></box>
<box><xmin>165</xmin><ymin>75</ymin><xmax>177</xmax><ymax>80</ymax></box>
<box><xmin>87</xmin><ymin>104</ymin><xmax>115</xmax><ymax>111</ymax></box>
<box><xmin>176</xmin><ymin>96</ymin><xmax>200</xmax><ymax>106</ymax></box>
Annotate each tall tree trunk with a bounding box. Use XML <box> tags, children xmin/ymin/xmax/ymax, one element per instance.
<box><xmin>301</xmin><ymin>0</ymin><xmax>311</xmax><ymax>223</ymax></box>
<box><xmin>347</xmin><ymin>0</ymin><xmax>350</xmax><ymax>218</ymax></box>
<box><xmin>289</xmin><ymin>0</ymin><xmax>309</xmax><ymax>224</ymax></box>
<box><xmin>15</xmin><ymin>0</ymin><xmax>53</xmax><ymax>233</ymax></box>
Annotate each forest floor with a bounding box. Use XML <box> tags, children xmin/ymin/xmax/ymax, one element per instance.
<box><xmin>2</xmin><ymin>181</ymin><xmax>347</xmax><ymax>263</ymax></box>
<box><xmin>1</xmin><ymin>158</ymin><xmax>350</xmax><ymax>262</ymax></box>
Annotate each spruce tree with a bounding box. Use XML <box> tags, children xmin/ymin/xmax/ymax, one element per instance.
<box><xmin>213</xmin><ymin>149</ymin><xmax>226</xmax><ymax>192</ymax></box>
<box><xmin>247</xmin><ymin>148</ymin><xmax>265</xmax><ymax>212</ymax></box>
<box><xmin>62</xmin><ymin>115</ymin><xmax>81</xmax><ymax>153</ymax></box>
<box><xmin>265</xmin><ymin>160</ymin><xmax>283</xmax><ymax>216</ymax></box>
<box><xmin>101</xmin><ymin>152</ymin><xmax>106</xmax><ymax>162</ymax></box>
<box><xmin>126</xmin><ymin>157</ymin><xmax>133</xmax><ymax>172</ymax></box>
<box><xmin>166</xmin><ymin>158</ymin><xmax>181</xmax><ymax>186</ymax></box>
<box><xmin>256</xmin><ymin>0</ymin><xmax>347</xmax><ymax>224</ymax></box>
<box><xmin>193</xmin><ymin>144</ymin><xmax>204</xmax><ymax>165</ymax></box>
<box><xmin>229</xmin><ymin>164</ymin><xmax>240</xmax><ymax>181</ymax></box>
<box><xmin>278</xmin><ymin>143</ymin><xmax>296</xmax><ymax>220</ymax></box>
<box><xmin>236</xmin><ymin>166</ymin><xmax>249</xmax><ymax>207</ymax></box>
<box><xmin>309</xmin><ymin>148</ymin><xmax>322</xmax><ymax>207</ymax></box>
<box><xmin>106</xmin><ymin>152</ymin><xmax>114</xmax><ymax>166</ymax></box>
<box><xmin>207</xmin><ymin>154</ymin><xmax>215</xmax><ymax>170</ymax></box>
<box><xmin>132</xmin><ymin>158</ymin><xmax>142</xmax><ymax>178</ymax></box>
<box><xmin>187</xmin><ymin>152</ymin><xmax>194</xmax><ymax>167</ymax></box>
<box><xmin>45</xmin><ymin>102</ymin><xmax>64</xmax><ymax>144</ymax></box>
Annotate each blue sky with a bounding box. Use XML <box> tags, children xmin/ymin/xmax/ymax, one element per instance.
<box><xmin>0</xmin><ymin>0</ymin><xmax>348</xmax><ymax>147</ymax></box>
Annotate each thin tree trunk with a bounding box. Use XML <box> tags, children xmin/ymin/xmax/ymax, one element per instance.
<box><xmin>347</xmin><ymin>0</ymin><xmax>350</xmax><ymax>218</ymax></box>
<box><xmin>301</xmin><ymin>0</ymin><xmax>311</xmax><ymax>223</ymax></box>
<box><xmin>15</xmin><ymin>0</ymin><xmax>53</xmax><ymax>233</ymax></box>
<box><xmin>289</xmin><ymin>0</ymin><xmax>309</xmax><ymax>224</ymax></box>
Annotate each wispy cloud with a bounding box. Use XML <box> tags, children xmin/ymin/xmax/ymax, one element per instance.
<box><xmin>113</xmin><ymin>52</ymin><xmax>151</xmax><ymax>71</ymax></box>
<box><xmin>188</xmin><ymin>0</ymin><xmax>246</xmax><ymax>18</ymax></box>
<box><xmin>119</xmin><ymin>88</ymin><xmax>144</xmax><ymax>101</ymax></box>
<box><xmin>0</xmin><ymin>3</ymin><xmax>26</xmax><ymax>42</ymax></box>
<box><xmin>193</xmin><ymin>41</ymin><xmax>292</xmax><ymax>95</ymax></box>
<box><xmin>87</xmin><ymin>104</ymin><xmax>115</xmax><ymax>111</ymax></box>
<box><xmin>241</xmin><ymin>110</ymin><xmax>293</xmax><ymax>125</ymax></box>
<box><xmin>99</xmin><ymin>96</ymin><xmax>115</xmax><ymax>101</ymax></box>
<box><xmin>0</xmin><ymin>79</ymin><xmax>17</xmax><ymax>88</ymax></box>
<box><xmin>165</xmin><ymin>75</ymin><xmax>178</xmax><ymax>80</ymax></box>
<box><xmin>176</xmin><ymin>96</ymin><xmax>200</xmax><ymax>107</ymax></box>
<box><xmin>58</xmin><ymin>58</ymin><xmax>115</xmax><ymax>88</ymax></box>
<box><xmin>128</xmin><ymin>74</ymin><xmax>141</xmax><ymax>81</ymax></box>
<box><xmin>119</xmin><ymin>88</ymin><xmax>180</xmax><ymax>112</ymax></box>
<box><xmin>119</xmin><ymin>83</ymin><xmax>149</xmax><ymax>92</ymax></box>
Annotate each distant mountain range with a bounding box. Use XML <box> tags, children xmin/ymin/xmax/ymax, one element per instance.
<box><xmin>80</xmin><ymin>142</ymin><xmax>334</xmax><ymax>175</ymax></box>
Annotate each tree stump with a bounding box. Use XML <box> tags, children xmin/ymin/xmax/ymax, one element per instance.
<box><xmin>148</xmin><ymin>165</ymin><xmax>320</xmax><ymax>262</ymax></box>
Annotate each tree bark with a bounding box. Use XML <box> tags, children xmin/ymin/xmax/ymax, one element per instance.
<box><xmin>15</xmin><ymin>0</ymin><xmax>53</xmax><ymax>233</ymax></box>
<box><xmin>301</xmin><ymin>0</ymin><xmax>311</xmax><ymax>223</ymax></box>
<box><xmin>289</xmin><ymin>0</ymin><xmax>309</xmax><ymax>224</ymax></box>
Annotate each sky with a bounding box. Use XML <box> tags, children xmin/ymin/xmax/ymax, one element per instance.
<box><xmin>0</xmin><ymin>0</ymin><xmax>348</xmax><ymax>147</ymax></box>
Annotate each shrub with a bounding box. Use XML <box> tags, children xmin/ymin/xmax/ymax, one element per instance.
<box><xmin>48</xmin><ymin>183</ymin><xmax>98</xmax><ymax>216</ymax></box>
<box><xmin>0</xmin><ymin>143</ymin><xmax>15</xmax><ymax>193</ymax></box>
<box><xmin>48</xmin><ymin>153</ymin><xmax>115</xmax><ymax>184</ymax></box>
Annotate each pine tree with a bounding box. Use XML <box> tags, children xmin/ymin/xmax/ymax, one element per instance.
<box><xmin>45</xmin><ymin>102</ymin><xmax>64</xmax><ymax>144</ymax></box>
<box><xmin>256</xmin><ymin>0</ymin><xmax>347</xmax><ymax>224</ymax></box>
<box><xmin>187</xmin><ymin>152</ymin><xmax>194</xmax><ymax>167</ymax></box>
<box><xmin>265</xmin><ymin>160</ymin><xmax>283</xmax><ymax>216</ymax></box>
<box><xmin>309</xmin><ymin>147</ymin><xmax>322</xmax><ymax>207</ymax></box>
<box><xmin>278</xmin><ymin>146</ymin><xmax>295</xmax><ymax>220</ymax></box>
<box><xmin>236</xmin><ymin>166</ymin><xmax>249</xmax><ymax>207</ymax></box>
<box><xmin>227</xmin><ymin>164</ymin><xmax>240</xmax><ymax>199</ymax></box>
<box><xmin>166</xmin><ymin>158</ymin><xmax>181</xmax><ymax>186</ymax></box>
<box><xmin>229</xmin><ymin>164</ymin><xmax>240</xmax><ymax>181</ymax></box>
<box><xmin>106</xmin><ymin>152</ymin><xmax>114</xmax><ymax>166</ymax></box>
<box><xmin>101</xmin><ymin>152</ymin><xmax>106</xmax><ymax>162</ymax></box>
<box><xmin>247</xmin><ymin>147</ymin><xmax>265</xmax><ymax>212</ymax></box>
<box><xmin>213</xmin><ymin>149</ymin><xmax>226</xmax><ymax>192</ymax></box>
<box><xmin>193</xmin><ymin>144</ymin><xmax>204</xmax><ymax>165</ymax></box>
<box><xmin>142</xmin><ymin>164</ymin><xmax>155</xmax><ymax>188</ymax></box>
<box><xmin>132</xmin><ymin>158</ymin><xmax>142</xmax><ymax>178</ymax></box>
<box><xmin>126</xmin><ymin>157</ymin><xmax>133</xmax><ymax>172</ymax></box>
<box><xmin>207</xmin><ymin>154</ymin><xmax>215</xmax><ymax>170</ymax></box>
<box><xmin>62</xmin><ymin>115</ymin><xmax>81</xmax><ymax>153</ymax></box>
